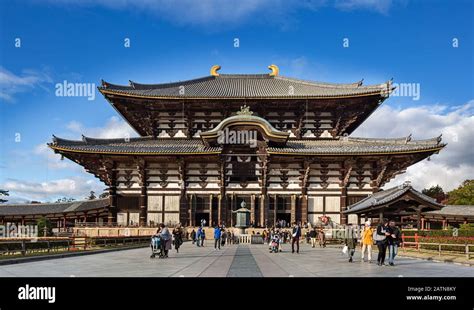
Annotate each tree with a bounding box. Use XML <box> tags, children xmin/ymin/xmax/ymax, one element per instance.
<box><xmin>422</xmin><ymin>185</ymin><xmax>446</xmax><ymax>203</ymax></box>
<box><xmin>446</xmin><ymin>180</ymin><xmax>474</xmax><ymax>205</ymax></box>
<box><xmin>0</xmin><ymin>189</ymin><xmax>9</xmax><ymax>204</ymax></box>
<box><xmin>87</xmin><ymin>191</ymin><xmax>96</xmax><ymax>200</ymax></box>
<box><xmin>99</xmin><ymin>190</ymin><xmax>110</xmax><ymax>199</ymax></box>
<box><xmin>37</xmin><ymin>217</ymin><xmax>52</xmax><ymax>237</ymax></box>
<box><xmin>56</xmin><ymin>197</ymin><xmax>75</xmax><ymax>203</ymax></box>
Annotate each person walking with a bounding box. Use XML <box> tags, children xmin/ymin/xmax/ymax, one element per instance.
<box><xmin>318</xmin><ymin>226</ymin><xmax>326</xmax><ymax>247</ymax></box>
<box><xmin>387</xmin><ymin>220</ymin><xmax>401</xmax><ymax>266</ymax></box>
<box><xmin>291</xmin><ymin>222</ymin><xmax>301</xmax><ymax>254</ymax></box>
<box><xmin>196</xmin><ymin>226</ymin><xmax>202</xmax><ymax>247</ymax></box>
<box><xmin>214</xmin><ymin>225</ymin><xmax>222</xmax><ymax>250</ymax></box>
<box><xmin>344</xmin><ymin>224</ymin><xmax>357</xmax><ymax>262</ymax></box>
<box><xmin>360</xmin><ymin>221</ymin><xmax>373</xmax><ymax>263</ymax></box>
<box><xmin>221</xmin><ymin>229</ymin><xmax>227</xmax><ymax>247</ymax></box>
<box><xmin>309</xmin><ymin>227</ymin><xmax>317</xmax><ymax>248</ymax></box>
<box><xmin>375</xmin><ymin>220</ymin><xmax>389</xmax><ymax>266</ymax></box>
<box><xmin>172</xmin><ymin>224</ymin><xmax>183</xmax><ymax>253</ymax></box>
<box><xmin>159</xmin><ymin>223</ymin><xmax>172</xmax><ymax>258</ymax></box>
<box><xmin>201</xmin><ymin>227</ymin><xmax>206</xmax><ymax>246</ymax></box>
<box><xmin>190</xmin><ymin>229</ymin><xmax>196</xmax><ymax>244</ymax></box>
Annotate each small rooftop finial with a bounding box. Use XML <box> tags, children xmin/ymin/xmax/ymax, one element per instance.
<box><xmin>210</xmin><ymin>65</ymin><xmax>221</xmax><ymax>76</ymax></box>
<box><xmin>236</xmin><ymin>104</ymin><xmax>253</xmax><ymax>116</ymax></box>
<box><xmin>268</xmin><ymin>64</ymin><xmax>279</xmax><ymax>76</ymax></box>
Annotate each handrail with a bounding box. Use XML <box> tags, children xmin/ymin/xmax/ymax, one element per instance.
<box><xmin>401</xmin><ymin>241</ymin><xmax>472</xmax><ymax>259</ymax></box>
<box><xmin>0</xmin><ymin>236</ymin><xmax>150</xmax><ymax>257</ymax></box>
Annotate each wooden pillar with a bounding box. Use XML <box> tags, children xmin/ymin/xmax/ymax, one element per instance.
<box><xmin>190</xmin><ymin>194</ymin><xmax>196</xmax><ymax>226</ymax></box>
<box><xmin>139</xmin><ymin>186</ymin><xmax>147</xmax><ymax>227</ymax></box>
<box><xmin>421</xmin><ymin>217</ymin><xmax>425</xmax><ymax>231</ymax></box>
<box><xmin>250</xmin><ymin>194</ymin><xmax>255</xmax><ymax>226</ymax></box>
<box><xmin>273</xmin><ymin>194</ymin><xmax>277</xmax><ymax>227</ymax></box>
<box><xmin>230</xmin><ymin>194</ymin><xmax>235</xmax><ymax>227</ymax></box>
<box><xmin>416</xmin><ymin>208</ymin><xmax>422</xmax><ymax>230</ymax></box>
<box><xmin>209</xmin><ymin>194</ymin><xmax>213</xmax><ymax>227</ymax></box>
<box><xmin>260</xmin><ymin>194</ymin><xmax>267</xmax><ymax>228</ymax></box>
<box><xmin>301</xmin><ymin>194</ymin><xmax>308</xmax><ymax>225</ymax></box>
<box><xmin>108</xmin><ymin>170</ymin><xmax>117</xmax><ymax>225</ymax></box>
<box><xmin>340</xmin><ymin>187</ymin><xmax>348</xmax><ymax>225</ymax></box>
<box><xmin>379</xmin><ymin>211</ymin><xmax>384</xmax><ymax>223</ymax></box>
<box><xmin>217</xmin><ymin>194</ymin><xmax>221</xmax><ymax>226</ymax></box>
<box><xmin>290</xmin><ymin>194</ymin><xmax>296</xmax><ymax>224</ymax></box>
<box><xmin>180</xmin><ymin>194</ymin><xmax>188</xmax><ymax>226</ymax></box>
<box><xmin>178</xmin><ymin>159</ymin><xmax>188</xmax><ymax>226</ymax></box>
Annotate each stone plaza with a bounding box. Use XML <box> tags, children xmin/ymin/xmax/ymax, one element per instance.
<box><xmin>0</xmin><ymin>242</ymin><xmax>472</xmax><ymax>277</ymax></box>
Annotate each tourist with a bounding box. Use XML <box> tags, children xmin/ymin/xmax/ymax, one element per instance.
<box><xmin>196</xmin><ymin>226</ymin><xmax>202</xmax><ymax>247</ymax></box>
<box><xmin>201</xmin><ymin>227</ymin><xmax>206</xmax><ymax>246</ymax></box>
<box><xmin>159</xmin><ymin>223</ymin><xmax>172</xmax><ymax>258</ymax></box>
<box><xmin>305</xmin><ymin>230</ymin><xmax>311</xmax><ymax>244</ymax></box>
<box><xmin>360</xmin><ymin>221</ymin><xmax>373</xmax><ymax>263</ymax></box>
<box><xmin>375</xmin><ymin>220</ymin><xmax>389</xmax><ymax>266</ymax></box>
<box><xmin>309</xmin><ymin>227</ymin><xmax>317</xmax><ymax>248</ymax></box>
<box><xmin>214</xmin><ymin>225</ymin><xmax>222</xmax><ymax>250</ymax></box>
<box><xmin>190</xmin><ymin>229</ymin><xmax>196</xmax><ymax>244</ymax></box>
<box><xmin>221</xmin><ymin>229</ymin><xmax>227</xmax><ymax>247</ymax></box>
<box><xmin>228</xmin><ymin>231</ymin><xmax>234</xmax><ymax>245</ymax></box>
<box><xmin>344</xmin><ymin>224</ymin><xmax>357</xmax><ymax>262</ymax></box>
<box><xmin>387</xmin><ymin>220</ymin><xmax>401</xmax><ymax>266</ymax></box>
<box><xmin>318</xmin><ymin>226</ymin><xmax>326</xmax><ymax>248</ymax></box>
<box><xmin>291</xmin><ymin>222</ymin><xmax>301</xmax><ymax>254</ymax></box>
<box><xmin>172</xmin><ymin>224</ymin><xmax>183</xmax><ymax>253</ymax></box>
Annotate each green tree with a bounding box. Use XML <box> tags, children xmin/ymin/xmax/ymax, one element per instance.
<box><xmin>99</xmin><ymin>190</ymin><xmax>109</xmax><ymax>199</ymax></box>
<box><xmin>0</xmin><ymin>189</ymin><xmax>9</xmax><ymax>203</ymax></box>
<box><xmin>37</xmin><ymin>217</ymin><xmax>52</xmax><ymax>237</ymax></box>
<box><xmin>446</xmin><ymin>180</ymin><xmax>474</xmax><ymax>205</ymax></box>
<box><xmin>87</xmin><ymin>191</ymin><xmax>96</xmax><ymax>200</ymax></box>
<box><xmin>56</xmin><ymin>197</ymin><xmax>75</xmax><ymax>203</ymax></box>
<box><xmin>422</xmin><ymin>185</ymin><xmax>446</xmax><ymax>203</ymax></box>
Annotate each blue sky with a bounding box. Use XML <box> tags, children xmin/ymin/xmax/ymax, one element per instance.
<box><xmin>0</xmin><ymin>0</ymin><xmax>473</xmax><ymax>203</ymax></box>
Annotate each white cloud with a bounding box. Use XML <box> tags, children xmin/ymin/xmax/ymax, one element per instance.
<box><xmin>335</xmin><ymin>0</ymin><xmax>394</xmax><ymax>14</ymax></box>
<box><xmin>1</xmin><ymin>177</ymin><xmax>104</xmax><ymax>203</ymax></box>
<box><xmin>353</xmin><ymin>101</ymin><xmax>474</xmax><ymax>191</ymax></box>
<box><xmin>34</xmin><ymin>143</ymin><xmax>75</xmax><ymax>170</ymax></box>
<box><xmin>66</xmin><ymin>116</ymin><xmax>137</xmax><ymax>139</ymax></box>
<box><xmin>45</xmin><ymin>0</ymin><xmax>396</xmax><ymax>27</ymax></box>
<box><xmin>0</xmin><ymin>67</ymin><xmax>52</xmax><ymax>101</ymax></box>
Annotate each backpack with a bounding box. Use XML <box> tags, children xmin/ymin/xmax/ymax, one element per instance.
<box><xmin>373</xmin><ymin>226</ymin><xmax>386</xmax><ymax>243</ymax></box>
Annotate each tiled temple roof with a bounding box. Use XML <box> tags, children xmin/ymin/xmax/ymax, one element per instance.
<box><xmin>49</xmin><ymin>136</ymin><xmax>222</xmax><ymax>155</ymax></box>
<box><xmin>0</xmin><ymin>199</ymin><xmax>109</xmax><ymax>216</ymax></box>
<box><xmin>99</xmin><ymin>74</ymin><xmax>393</xmax><ymax>99</ymax></box>
<box><xmin>424</xmin><ymin>205</ymin><xmax>474</xmax><ymax>217</ymax></box>
<box><xmin>267</xmin><ymin>136</ymin><xmax>445</xmax><ymax>155</ymax></box>
<box><xmin>344</xmin><ymin>184</ymin><xmax>445</xmax><ymax>214</ymax></box>
<box><xmin>49</xmin><ymin>135</ymin><xmax>444</xmax><ymax>156</ymax></box>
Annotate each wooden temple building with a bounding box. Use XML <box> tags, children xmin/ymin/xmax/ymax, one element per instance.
<box><xmin>48</xmin><ymin>65</ymin><xmax>446</xmax><ymax>228</ymax></box>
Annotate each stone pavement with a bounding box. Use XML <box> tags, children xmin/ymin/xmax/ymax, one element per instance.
<box><xmin>0</xmin><ymin>242</ymin><xmax>472</xmax><ymax>277</ymax></box>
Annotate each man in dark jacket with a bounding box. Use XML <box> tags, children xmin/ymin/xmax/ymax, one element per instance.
<box><xmin>309</xmin><ymin>228</ymin><xmax>317</xmax><ymax>248</ymax></box>
<box><xmin>386</xmin><ymin>220</ymin><xmax>401</xmax><ymax>266</ymax></box>
<box><xmin>214</xmin><ymin>225</ymin><xmax>222</xmax><ymax>250</ymax></box>
<box><xmin>344</xmin><ymin>224</ymin><xmax>358</xmax><ymax>262</ymax></box>
<box><xmin>291</xmin><ymin>222</ymin><xmax>301</xmax><ymax>253</ymax></box>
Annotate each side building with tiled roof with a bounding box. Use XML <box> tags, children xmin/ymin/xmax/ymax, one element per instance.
<box><xmin>47</xmin><ymin>65</ymin><xmax>445</xmax><ymax>228</ymax></box>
